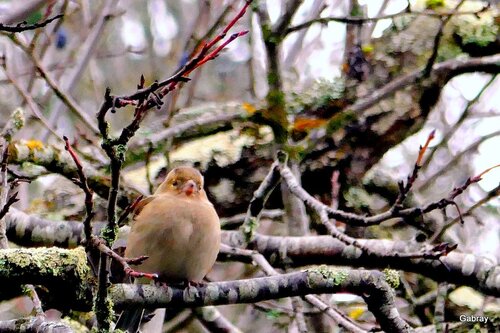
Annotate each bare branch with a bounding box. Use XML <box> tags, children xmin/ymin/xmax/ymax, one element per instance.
<box><xmin>63</xmin><ymin>136</ymin><xmax>94</xmax><ymax>245</ymax></box>
<box><xmin>0</xmin><ymin>14</ymin><xmax>63</xmax><ymax>32</ymax></box>
<box><xmin>286</xmin><ymin>4</ymin><xmax>489</xmax><ymax>34</ymax></box>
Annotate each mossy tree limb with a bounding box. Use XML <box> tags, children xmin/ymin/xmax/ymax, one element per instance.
<box><xmin>0</xmin><ymin>316</ymin><xmax>73</xmax><ymax>333</ymax></box>
<box><xmin>0</xmin><ymin>247</ymin><xmax>93</xmax><ymax>311</ymax></box>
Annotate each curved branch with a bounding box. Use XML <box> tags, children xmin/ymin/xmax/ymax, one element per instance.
<box><xmin>350</xmin><ymin>54</ymin><xmax>500</xmax><ymax>116</ymax></box>
<box><xmin>193</xmin><ymin>306</ymin><xmax>243</xmax><ymax>333</ymax></box>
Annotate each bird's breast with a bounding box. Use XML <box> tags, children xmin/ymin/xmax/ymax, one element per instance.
<box><xmin>126</xmin><ymin>194</ymin><xmax>220</xmax><ymax>282</ymax></box>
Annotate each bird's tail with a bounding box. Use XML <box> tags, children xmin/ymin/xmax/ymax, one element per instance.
<box><xmin>114</xmin><ymin>307</ymin><xmax>144</xmax><ymax>333</ymax></box>
<box><xmin>115</xmin><ymin>307</ymin><xmax>166</xmax><ymax>333</ymax></box>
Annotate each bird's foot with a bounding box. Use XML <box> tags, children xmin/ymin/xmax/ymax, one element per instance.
<box><xmin>152</xmin><ymin>277</ymin><xmax>170</xmax><ymax>288</ymax></box>
<box><xmin>124</xmin><ymin>267</ymin><xmax>159</xmax><ymax>281</ymax></box>
<box><xmin>183</xmin><ymin>280</ymin><xmax>206</xmax><ymax>288</ymax></box>
<box><xmin>180</xmin><ymin>280</ymin><xmax>204</xmax><ymax>299</ymax></box>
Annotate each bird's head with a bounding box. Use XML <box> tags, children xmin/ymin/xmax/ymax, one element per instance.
<box><xmin>155</xmin><ymin>166</ymin><xmax>205</xmax><ymax>197</ymax></box>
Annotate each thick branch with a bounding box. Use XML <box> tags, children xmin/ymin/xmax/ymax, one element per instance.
<box><xmin>0</xmin><ymin>316</ymin><xmax>72</xmax><ymax>333</ymax></box>
<box><xmin>0</xmin><ymin>247</ymin><xmax>93</xmax><ymax>310</ymax></box>
<box><xmin>350</xmin><ymin>54</ymin><xmax>500</xmax><ymax>116</ymax></box>
<box><xmin>110</xmin><ymin>269</ymin><xmax>412</xmax><ymax>333</ymax></box>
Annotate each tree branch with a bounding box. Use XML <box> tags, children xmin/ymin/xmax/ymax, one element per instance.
<box><xmin>110</xmin><ymin>269</ymin><xmax>412</xmax><ymax>333</ymax></box>
<box><xmin>349</xmin><ymin>54</ymin><xmax>500</xmax><ymax>116</ymax></box>
<box><xmin>286</xmin><ymin>5</ymin><xmax>489</xmax><ymax>34</ymax></box>
<box><xmin>222</xmin><ymin>231</ymin><xmax>500</xmax><ymax>297</ymax></box>
<box><xmin>0</xmin><ymin>316</ymin><xmax>73</xmax><ymax>333</ymax></box>
<box><xmin>0</xmin><ymin>14</ymin><xmax>63</xmax><ymax>32</ymax></box>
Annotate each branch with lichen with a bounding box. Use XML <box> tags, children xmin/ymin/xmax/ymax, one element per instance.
<box><xmin>110</xmin><ymin>269</ymin><xmax>411</xmax><ymax>333</ymax></box>
<box><xmin>127</xmin><ymin>102</ymin><xmax>250</xmax><ymax>161</ymax></box>
<box><xmin>7</xmin><ymin>139</ymin><xmax>136</xmax><ymax>209</ymax></box>
<box><xmin>0</xmin><ymin>247</ymin><xmax>93</xmax><ymax>311</ymax></box>
<box><xmin>5</xmin><ymin>209</ymin><xmax>499</xmax><ymax>297</ymax></box>
<box><xmin>220</xmin><ymin>244</ymin><xmax>367</xmax><ymax>333</ymax></box>
<box><xmin>0</xmin><ymin>316</ymin><xmax>73</xmax><ymax>333</ymax></box>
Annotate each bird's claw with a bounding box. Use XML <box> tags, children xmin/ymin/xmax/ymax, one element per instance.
<box><xmin>187</xmin><ymin>280</ymin><xmax>206</xmax><ymax>288</ymax></box>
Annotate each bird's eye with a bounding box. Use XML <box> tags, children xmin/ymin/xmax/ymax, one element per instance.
<box><xmin>172</xmin><ymin>181</ymin><xmax>178</xmax><ymax>187</ymax></box>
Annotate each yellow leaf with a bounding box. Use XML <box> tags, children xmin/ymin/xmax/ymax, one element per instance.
<box><xmin>25</xmin><ymin>139</ymin><xmax>44</xmax><ymax>151</ymax></box>
<box><xmin>348</xmin><ymin>307</ymin><xmax>365</xmax><ymax>320</ymax></box>
<box><xmin>361</xmin><ymin>44</ymin><xmax>374</xmax><ymax>54</ymax></box>
<box><xmin>242</xmin><ymin>102</ymin><xmax>256</xmax><ymax>114</ymax></box>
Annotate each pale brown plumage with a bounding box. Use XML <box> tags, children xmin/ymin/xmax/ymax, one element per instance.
<box><xmin>125</xmin><ymin>166</ymin><xmax>221</xmax><ymax>282</ymax></box>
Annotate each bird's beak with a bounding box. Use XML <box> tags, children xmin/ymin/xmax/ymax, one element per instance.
<box><xmin>182</xmin><ymin>180</ymin><xmax>198</xmax><ymax>196</ymax></box>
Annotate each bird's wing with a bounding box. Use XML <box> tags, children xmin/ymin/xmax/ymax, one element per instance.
<box><xmin>132</xmin><ymin>195</ymin><xmax>157</xmax><ymax>219</ymax></box>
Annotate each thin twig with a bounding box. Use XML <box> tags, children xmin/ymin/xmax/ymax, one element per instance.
<box><xmin>63</xmin><ymin>136</ymin><xmax>95</xmax><ymax>245</ymax></box>
<box><xmin>0</xmin><ymin>57</ymin><xmax>62</xmax><ymax>139</ymax></box>
<box><xmin>42</xmin><ymin>1</ymin><xmax>118</xmax><ymax>140</ymax></box>
<box><xmin>423</xmin><ymin>0</ymin><xmax>466</xmax><ymax>77</ymax></box>
<box><xmin>392</xmin><ymin>130</ymin><xmax>436</xmax><ymax>210</ymax></box>
<box><xmin>240</xmin><ymin>161</ymin><xmax>282</xmax><ymax>243</ymax></box>
<box><xmin>0</xmin><ymin>14</ymin><xmax>63</xmax><ymax>32</ymax></box>
<box><xmin>422</xmin><ymin>75</ymin><xmax>497</xmax><ymax>170</ymax></box>
<box><xmin>7</xmin><ymin>35</ymin><xmax>100</xmax><ymax>135</ymax></box>
<box><xmin>433</xmin><ymin>183</ymin><xmax>500</xmax><ymax>241</ymax></box>
<box><xmin>286</xmin><ymin>4</ymin><xmax>489</xmax><ymax>34</ymax></box>
<box><xmin>278</xmin><ymin>149</ymin><xmax>488</xmax><ymax>230</ymax></box>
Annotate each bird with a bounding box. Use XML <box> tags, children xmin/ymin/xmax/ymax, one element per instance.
<box><xmin>115</xmin><ymin>166</ymin><xmax>221</xmax><ymax>332</ymax></box>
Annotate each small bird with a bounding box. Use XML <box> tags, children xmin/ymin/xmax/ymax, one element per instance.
<box><xmin>116</xmin><ymin>166</ymin><xmax>220</xmax><ymax>332</ymax></box>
